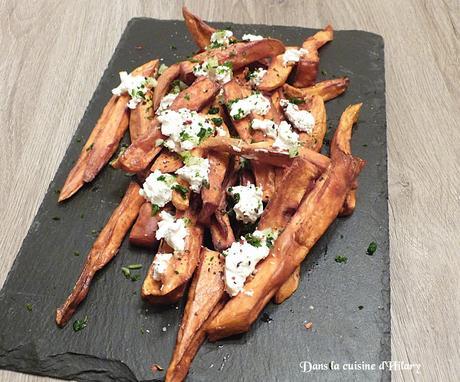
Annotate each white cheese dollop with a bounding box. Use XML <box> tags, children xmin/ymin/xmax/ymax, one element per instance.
<box><xmin>193</xmin><ymin>60</ymin><xmax>233</xmax><ymax>85</ymax></box>
<box><xmin>156</xmin><ymin>92</ymin><xmax>178</xmax><ymax>114</ymax></box>
<box><xmin>282</xmin><ymin>48</ymin><xmax>308</xmax><ymax>66</ymax></box>
<box><xmin>112</xmin><ymin>71</ymin><xmax>157</xmax><ymax>109</ymax></box>
<box><xmin>280</xmin><ymin>99</ymin><xmax>315</xmax><ymax>134</ymax></box>
<box><xmin>229</xmin><ymin>93</ymin><xmax>271</xmax><ymax>120</ymax></box>
<box><xmin>157</xmin><ymin>108</ymin><xmax>214</xmax><ymax>152</ymax></box>
<box><xmin>152</xmin><ymin>253</ymin><xmax>173</xmax><ymax>281</ymax></box>
<box><xmin>156</xmin><ymin>211</ymin><xmax>188</xmax><ymax>252</ymax></box>
<box><xmin>251</xmin><ymin>118</ymin><xmax>277</xmax><ymax>138</ymax></box>
<box><xmin>273</xmin><ymin>120</ymin><xmax>300</xmax><ymax>155</ymax></box>
<box><xmin>139</xmin><ymin>170</ymin><xmax>177</xmax><ymax>207</ymax></box>
<box><xmin>228</xmin><ymin>184</ymin><xmax>264</xmax><ymax>223</ymax></box>
<box><xmin>248</xmin><ymin>67</ymin><xmax>267</xmax><ymax>87</ymax></box>
<box><xmin>223</xmin><ymin>229</ymin><xmax>279</xmax><ymax>296</ymax></box>
<box><xmin>175</xmin><ymin>156</ymin><xmax>210</xmax><ymax>192</ymax></box>
<box><xmin>242</xmin><ymin>34</ymin><xmax>264</xmax><ymax>41</ymax></box>
<box><xmin>209</xmin><ymin>29</ymin><xmax>233</xmax><ymax>47</ymax></box>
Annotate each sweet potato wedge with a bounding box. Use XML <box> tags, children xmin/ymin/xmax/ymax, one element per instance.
<box><xmin>210</xmin><ymin>212</ymin><xmax>235</xmax><ymax>252</ymax></box>
<box><xmin>153</xmin><ymin>63</ymin><xmax>181</xmax><ymax>111</ymax></box>
<box><xmin>129</xmin><ymin>202</ymin><xmax>161</xmax><ymax>248</ymax></box>
<box><xmin>141</xmin><ymin>211</ymin><xmax>204</xmax><ymax>304</ymax></box>
<box><xmin>298</xmin><ymin>95</ymin><xmax>327</xmax><ymax>153</ymax></box>
<box><xmin>166</xmin><ymin>248</ymin><xmax>225</xmax><ymax>381</ymax></box>
<box><xmin>223</xmin><ymin>80</ymin><xmax>253</xmax><ymax>142</ymax></box>
<box><xmin>118</xmin><ymin>78</ymin><xmax>219</xmax><ymax>173</ymax></box>
<box><xmin>206</xmin><ymin>106</ymin><xmax>365</xmax><ymax>341</ymax></box>
<box><xmin>273</xmin><ymin>267</ymin><xmax>300</xmax><ymax>304</ymax></box>
<box><xmin>59</xmin><ymin>60</ymin><xmax>158</xmax><ymax>201</ymax></box>
<box><xmin>166</xmin><ymin>300</ymin><xmax>226</xmax><ymax>382</ymax></box>
<box><xmin>182</xmin><ymin>6</ymin><xmax>216</xmax><ymax>50</ymax></box>
<box><xmin>257</xmin><ymin>52</ymin><xmax>294</xmax><ymax>92</ymax></box>
<box><xmin>172</xmin><ymin>177</ymin><xmax>191</xmax><ymax>211</ymax></box>
<box><xmin>150</xmin><ymin>150</ymin><xmax>183</xmax><ymax>173</ymax></box>
<box><xmin>293</xmin><ymin>26</ymin><xmax>333</xmax><ymax>87</ymax></box>
<box><xmin>56</xmin><ymin>182</ymin><xmax>144</xmax><ymax>326</ymax></box>
<box><xmin>283</xmin><ymin>77</ymin><xmax>349</xmax><ymax>102</ymax></box>
<box><xmin>181</xmin><ymin>39</ymin><xmax>285</xmax><ymax>79</ymax></box>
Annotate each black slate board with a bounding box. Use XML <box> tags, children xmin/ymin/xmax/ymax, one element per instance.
<box><xmin>0</xmin><ymin>18</ymin><xmax>389</xmax><ymax>382</ymax></box>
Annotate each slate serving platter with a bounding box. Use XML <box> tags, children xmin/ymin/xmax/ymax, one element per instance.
<box><xmin>0</xmin><ymin>18</ymin><xmax>388</xmax><ymax>382</ymax></box>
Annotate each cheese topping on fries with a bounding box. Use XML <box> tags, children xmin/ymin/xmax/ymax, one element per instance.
<box><xmin>223</xmin><ymin>229</ymin><xmax>278</xmax><ymax>296</ymax></box>
<box><xmin>242</xmin><ymin>34</ymin><xmax>264</xmax><ymax>42</ymax></box>
<box><xmin>228</xmin><ymin>184</ymin><xmax>264</xmax><ymax>224</ymax></box>
<box><xmin>176</xmin><ymin>156</ymin><xmax>210</xmax><ymax>192</ymax></box>
<box><xmin>208</xmin><ymin>29</ymin><xmax>233</xmax><ymax>48</ymax></box>
<box><xmin>139</xmin><ymin>171</ymin><xmax>178</xmax><ymax>208</ymax></box>
<box><xmin>251</xmin><ymin>119</ymin><xmax>278</xmax><ymax>138</ymax></box>
<box><xmin>193</xmin><ymin>59</ymin><xmax>233</xmax><ymax>85</ymax></box>
<box><xmin>158</xmin><ymin>108</ymin><xmax>214</xmax><ymax>152</ymax></box>
<box><xmin>282</xmin><ymin>48</ymin><xmax>308</xmax><ymax>66</ymax></box>
<box><xmin>152</xmin><ymin>253</ymin><xmax>173</xmax><ymax>281</ymax></box>
<box><xmin>251</xmin><ymin>119</ymin><xmax>300</xmax><ymax>156</ymax></box>
<box><xmin>248</xmin><ymin>67</ymin><xmax>268</xmax><ymax>87</ymax></box>
<box><xmin>280</xmin><ymin>99</ymin><xmax>315</xmax><ymax>133</ymax></box>
<box><xmin>156</xmin><ymin>211</ymin><xmax>188</xmax><ymax>252</ymax></box>
<box><xmin>229</xmin><ymin>93</ymin><xmax>271</xmax><ymax>120</ymax></box>
<box><xmin>112</xmin><ymin>71</ymin><xmax>157</xmax><ymax>109</ymax></box>
<box><xmin>156</xmin><ymin>92</ymin><xmax>178</xmax><ymax>115</ymax></box>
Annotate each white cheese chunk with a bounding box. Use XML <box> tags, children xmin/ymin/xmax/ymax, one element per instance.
<box><xmin>229</xmin><ymin>93</ymin><xmax>271</xmax><ymax>120</ymax></box>
<box><xmin>242</xmin><ymin>34</ymin><xmax>264</xmax><ymax>41</ymax></box>
<box><xmin>193</xmin><ymin>60</ymin><xmax>233</xmax><ymax>85</ymax></box>
<box><xmin>282</xmin><ymin>48</ymin><xmax>308</xmax><ymax>66</ymax></box>
<box><xmin>209</xmin><ymin>29</ymin><xmax>233</xmax><ymax>48</ymax></box>
<box><xmin>273</xmin><ymin>120</ymin><xmax>300</xmax><ymax>155</ymax></box>
<box><xmin>280</xmin><ymin>99</ymin><xmax>315</xmax><ymax>133</ymax></box>
<box><xmin>156</xmin><ymin>211</ymin><xmax>188</xmax><ymax>252</ymax></box>
<box><xmin>175</xmin><ymin>156</ymin><xmax>210</xmax><ymax>192</ymax></box>
<box><xmin>157</xmin><ymin>108</ymin><xmax>214</xmax><ymax>152</ymax></box>
<box><xmin>156</xmin><ymin>92</ymin><xmax>178</xmax><ymax>114</ymax></box>
<box><xmin>248</xmin><ymin>67</ymin><xmax>267</xmax><ymax>87</ymax></box>
<box><xmin>152</xmin><ymin>253</ymin><xmax>173</xmax><ymax>281</ymax></box>
<box><xmin>223</xmin><ymin>229</ymin><xmax>279</xmax><ymax>296</ymax></box>
<box><xmin>112</xmin><ymin>71</ymin><xmax>157</xmax><ymax>109</ymax></box>
<box><xmin>139</xmin><ymin>170</ymin><xmax>177</xmax><ymax>207</ymax></box>
<box><xmin>251</xmin><ymin>118</ymin><xmax>277</xmax><ymax>138</ymax></box>
<box><xmin>228</xmin><ymin>184</ymin><xmax>264</xmax><ymax>224</ymax></box>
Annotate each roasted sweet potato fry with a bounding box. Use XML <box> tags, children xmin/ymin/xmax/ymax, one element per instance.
<box><xmin>223</xmin><ymin>80</ymin><xmax>253</xmax><ymax>142</ymax></box>
<box><xmin>59</xmin><ymin>60</ymin><xmax>158</xmax><ymax>201</ymax></box>
<box><xmin>181</xmin><ymin>39</ymin><xmax>285</xmax><ymax>79</ymax></box>
<box><xmin>166</xmin><ymin>248</ymin><xmax>225</xmax><ymax>381</ymax></box>
<box><xmin>258</xmin><ymin>51</ymin><xmax>295</xmax><ymax>92</ymax></box>
<box><xmin>172</xmin><ymin>177</ymin><xmax>191</xmax><ymax>211</ymax></box>
<box><xmin>293</xmin><ymin>26</ymin><xmax>333</xmax><ymax>87</ymax></box>
<box><xmin>210</xmin><ymin>212</ymin><xmax>235</xmax><ymax>252</ymax></box>
<box><xmin>182</xmin><ymin>6</ymin><xmax>216</xmax><ymax>50</ymax></box>
<box><xmin>283</xmin><ymin>77</ymin><xmax>349</xmax><ymax>101</ymax></box>
<box><xmin>56</xmin><ymin>182</ymin><xmax>144</xmax><ymax>326</ymax></box>
<box><xmin>273</xmin><ymin>267</ymin><xmax>300</xmax><ymax>304</ymax></box>
<box><xmin>207</xmin><ymin>106</ymin><xmax>365</xmax><ymax>341</ymax></box>
<box><xmin>118</xmin><ymin>78</ymin><xmax>219</xmax><ymax>173</ymax></box>
<box><xmin>150</xmin><ymin>150</ymin><xmax>183</xmax><ymax>173</ymax></box>
<box><xmin>153</xmin><ymin>63</ymin><xmax>181</xmax><ymax>111</ymax></box>
<box><xmin>129</xmin><ymin>202</ymin><xmax>160</xmax><ymax>248</ymax></box>
<box><xmin>298</xmin><ymin>95</ymin><xmax>327</xmax><ymax>153</ymax></box>
<box><xmin>141</xmin><ymin>211</ymin><xmax>204</xmax><ymax>304</ymax></box>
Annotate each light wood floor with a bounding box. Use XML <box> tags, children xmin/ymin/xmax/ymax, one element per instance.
<box><xmin>0</xmin><ymin>1</ymin><xmax>458</xmax><ymax>381</ymax></box>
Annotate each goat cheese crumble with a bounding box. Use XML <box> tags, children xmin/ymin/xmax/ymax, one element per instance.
<box><xmin>229</xmin><ymin>93</ymin><xmax>271</xmax><ymax>120</ymax></box>
<box><xmin>228</xmin><ymin>184</ymin><xmax>264</xmax><ymax>223</ymax></box>
<box><xmin>139</xmin><ymin>170</ymin><xmax>177</xmax><ymax>207</ymax></box>
<box><xmin>280</xmin><ymin>99</ymin><xmax>315</xmax><ymax>133</ymax></box>
<box><xmin>282</xmin><ymin>48</ymin><xmax>308</xmax><ymax>66</ymax></box>
<box><xmin>193</xmin><ymin>59</ymin><xmax>233</xmax><ymax>85</ymax></box>
<box><xmin>152</xmin><ymin>253</ymin><xmax>173</xmax><ymax>281</ymax></box>
<box><xmin>112</xmin><ymin>71</ymin><xmax>157</xmax><ymax>109</ymax></box>
<box><xmin>251</xmin><ymin>119</ymin><xmax>299</xmax><ymax>157</ymax></box>
<box><xmin>175</xmin><ymin>156</ymin><xmax>210</xmax><ymax>192</ymax></box>
<box><xmin>223</xmin><ymin>229</ymin><xmax>279</xmax><ymax>296</ymax></box>
<box><xmin>156</xmin><ymin>92</ymin><xmax>178</xmax><ymax>114</ymax></box>
<box><xmin>248</xmin><ymin>67</ymin><xmax>267</xmax><ymax>87</ymax></box>
<box><xmin>156</xmin><ymin>211</ymin><xmax>188</xmax><ymax>252</ymax></box>
<box><xmin>251</xmin><ymin>118</ymin><xmax>277</xmax><ymax>138</ymax></box>
<box><xmin>157</xmin><ymin>108</ymin><xmax>214</xmax><ymax>152</ymax></box>
<box><xmin>242</xmin><ymin>34</ymin><xmax>264</xmax><ymax>41</ymax></box>
<box><xmin>209</xmin><ymin>30</ymin><xmax>233</xmax><ymax>48</ymax></box>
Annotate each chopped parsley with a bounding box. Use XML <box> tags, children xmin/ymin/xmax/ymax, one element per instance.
<box><xmin>208</xmin><ymin>107</ymin><xmax>219</xmax><ymax>114</ymax></box>
<box><xmin>86</xmin><ymin>143</ymin><xmax>94</xmax><ymax>152</ymax></box>
<box><xmin>367</xmin><ymin>242</ymin><xmax>377</xmax><ymax>255</ymax></box>
<box><xmin>288</xmin><ymin>97</ymin><xmax>305</xmax><ymax>105</ymax></box>
<box><xmin>197</xmin><ymin>127</ymin><xmax>213</xmax><ymax>142</ymax></box>
<box><xmin>73</xmin><ymin>316</ymin><xmax>88</xmax><ymax>332</ymax></box>
<box><xmin>127</xmin><ymin>264</ymin><xmax>143</xmax><ymax>270</ymax></box>
<box><xmin>25</xmin><ymin>303</ymin><xmax>33</xmax><ymax>312</ymax></box>
<box><xmin>184</xmin><ymin>93</ymin><xmax>191</xmax><ymax>101</ymax></box>
<box><xmin>335</xmin><ymin>255</ymin><xmax>348</xmax><ymax>263</ymax></box>
<box><xmin>172</xmin><ymin>184</ymin><xmax>188</xmax><ymax>199</ymax></box>
<box><xmin>244</xmin><ymin>233</ymin><xmax>262</xmax><ymax>247</ymax></box>
<box><xmin>151</xmin><ymin>204</ymin><xmax>160</xmax><ymax>216</ymax></box>
<box><xmin>211</xmin><ymin>117</ymin><xmax>223</xmax><ymax>126</ymax></box>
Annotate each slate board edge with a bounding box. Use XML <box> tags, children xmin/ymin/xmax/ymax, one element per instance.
<box><xmin>0</xmin><ymin>17</ymin><xmax>390</xmax><ymax>382</ymax></box>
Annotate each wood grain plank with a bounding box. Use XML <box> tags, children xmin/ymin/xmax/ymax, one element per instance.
<box><xmin>0</xmin><ymin>0</ymin><xmax>458</xmax><ymax>381</ymax></box>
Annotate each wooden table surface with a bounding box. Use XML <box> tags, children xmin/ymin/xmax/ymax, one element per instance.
<box><xmin>0</xmin><ymin>0</ymin><xmax>458</xmax><ymax>381</ymax></box>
